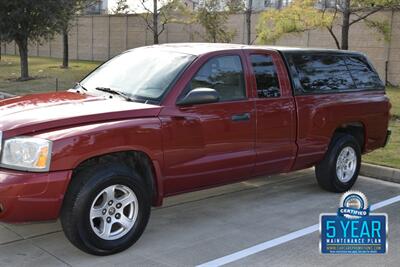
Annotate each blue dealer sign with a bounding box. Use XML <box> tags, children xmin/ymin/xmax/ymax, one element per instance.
<box><xmin>320</xmin><ymin>191</ymin><xmax>388</xmax><ymax>254</ymax></box>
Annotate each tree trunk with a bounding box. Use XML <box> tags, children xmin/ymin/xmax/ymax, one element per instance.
<box><xmin>62</xmin><ymin>28</ymin><xmax>69</xmax><ymax>68</ymax></box>
<box><xmin>341</xmin><ymin>0</ymin><xmax>351</xmax><ymax>50</ymax></box>
<box><xmin>246</xmin><ymin>0</ymin><xmax>253</xmax><ymax>45</ymax></box>
<box><xmin>153</xmin><ymin>0</ymin><xmax>159</xmax><ymax>44</ymax></box>
<box><xmin>16</xmin><ymin>37</ymin><xmax>29</xmax><ymax>80</ymax></box>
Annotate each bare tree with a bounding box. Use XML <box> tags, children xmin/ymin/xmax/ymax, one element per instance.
<box><xmin>137</xmin><ymin>0</ymin><xmax>188</xmax><ymax>44</ymax></box>
<box><xmin>322</xmin><ymin>0</ymin><xmax>400</xmax><ymax>50</ymax></box>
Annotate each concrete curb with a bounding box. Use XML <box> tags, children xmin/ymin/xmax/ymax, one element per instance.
<box><xmin>0</xmin><ymin>92</ymin><xmax>16</xmax><ymax>99</ymax></box>
<box><xmin>360</xmin><ymin>163</ymin><xmax>400</xmax><ymax>184</ymax></box>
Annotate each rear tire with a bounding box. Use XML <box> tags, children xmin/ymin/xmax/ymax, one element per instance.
<box><xmin>315</xmin><ymin>134</ymin><xmax>361</xmax><ymax>193</ymax></box>
<box><xmin>61</xmin><ymin>161</ymin><xmax>151</xmax><ymax>255</ymax></box>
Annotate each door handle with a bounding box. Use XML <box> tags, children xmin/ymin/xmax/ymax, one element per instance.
<box><xmin>231</xmin><ymin>113</ymin><xmax>250</xmax><ymax>121</ymax></box>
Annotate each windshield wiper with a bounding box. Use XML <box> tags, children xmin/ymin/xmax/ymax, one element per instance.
<box><xmin>95</xmin><ymin>87</ymin><xmax>135</xmax><ymax>102</ymax></box>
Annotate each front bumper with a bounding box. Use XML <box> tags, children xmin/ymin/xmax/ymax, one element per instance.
<box><xmin>0</xmin><ymin>168</ymin><xmax>72</xmax><ymax>223</ymax></box>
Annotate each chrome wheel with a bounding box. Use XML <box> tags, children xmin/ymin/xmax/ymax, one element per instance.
<box><xmin>336</xmin><ymin>146</ymin><xmax>357</xmax><ymax>183</ymax></box>
<box><xmin>90</xmin><ymin>184</ymin><xmax>138</xmax><ymax>241</ymax></box>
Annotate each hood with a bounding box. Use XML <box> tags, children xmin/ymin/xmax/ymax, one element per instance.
<box><xmin>0</xmin><ymin>92</ymin><xmax>161</xmax><ymax>138</ymax></box>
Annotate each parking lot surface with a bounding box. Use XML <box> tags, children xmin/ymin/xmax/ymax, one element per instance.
<box><xmin>1</xmin><ymin>168</ymin><xmax>399</xmax><ymax>267</ymax></box>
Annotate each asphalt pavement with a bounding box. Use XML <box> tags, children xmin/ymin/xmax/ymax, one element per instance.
<box><xmin>0</xmin><ymin>168</ymin><xmax>399</xmax><ymax>267</ymax></box>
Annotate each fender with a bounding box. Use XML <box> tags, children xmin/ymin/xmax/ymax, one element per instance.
<box><xmin>34</xmin><ymin>118</ymin><xmax>165</xmax><ymax>205</ymax></box>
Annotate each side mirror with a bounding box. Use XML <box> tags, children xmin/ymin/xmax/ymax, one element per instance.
<box><xmin>177</xmin><ymin>88</ymin><xmax>220</xmax><ymax>106</ymax></box>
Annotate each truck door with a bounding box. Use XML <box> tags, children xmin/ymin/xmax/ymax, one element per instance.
<box><xmin>244</xmin><ymin>50</ymin><xmax>297</xmax><ymax>176</ymax></box>
<box><xmin>159</xmin><ymin>52</ymin><xmax>256</xmax><ymax>195</ymax></box>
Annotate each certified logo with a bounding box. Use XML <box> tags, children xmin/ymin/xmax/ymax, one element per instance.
<box><xmin>320</xmin><ymin>191</ymin><xmax>388</xmax><ymax>254</ymax></box>
<box><xmin>338</xmin><ymin>191</ymin><xmax>369</xmax><ymax>219</ymax></box>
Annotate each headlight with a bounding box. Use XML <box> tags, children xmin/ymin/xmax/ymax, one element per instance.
<box><xmin>1</xmin><ymin>137</ymin><xmax>52</xmax><ymax>172</ymax></box>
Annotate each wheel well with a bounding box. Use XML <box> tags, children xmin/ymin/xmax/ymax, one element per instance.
<box><xmin>333</xmin><ymin>123</ymin><xmax>365</xmax><ymax>152</ymax></box>
<box><xmin>73</xmin><ymin>151</ymin><xmax>157</xmax><ymax>203</ymax></box>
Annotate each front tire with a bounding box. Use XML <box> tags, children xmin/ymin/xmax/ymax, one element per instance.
<box><xmin>61</xmin><ymin>162</ymin><xmax>151</xmax><ymax>255</ymax></box>
<box><xmin>315</xmin><ymin>134</ymin><xmax>361</xmax><ymax>193</ymax></box>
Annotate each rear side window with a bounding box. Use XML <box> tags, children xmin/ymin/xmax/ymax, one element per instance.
<box><xmin>289</xmin><ymin>54</ymin><xmax>355</xmax><ymax>93</ymax></box>
<box><xmin>188</xmin><ymin>55</ymin><xmax>246</xmax><ymax>102</ymax></box>
<box><xmin>250</xmin><ymin>54</ymin><xmax>281</xmax><ymax>98</ymax></box>
<box><xmin>345</xmin><ymin>56</ymin><xmax>384</xmax><ymax>89</ymax></box>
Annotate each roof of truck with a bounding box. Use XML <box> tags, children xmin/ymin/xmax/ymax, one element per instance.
<box><xmin>132</xmin><ymin>43</ymin><xmax>363</xmax><ymax>56</ymax></box>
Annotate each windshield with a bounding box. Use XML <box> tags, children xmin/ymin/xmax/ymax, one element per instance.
<box><xmin>79</xmin><ymin>48</ymin><xmax>195</xmax><ymax>102</ymax></box>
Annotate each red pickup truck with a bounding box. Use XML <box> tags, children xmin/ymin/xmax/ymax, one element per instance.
<box><xmin>0</xmin><ymin>44</ymin><xmax>391</xmax><ymax>255</ymax></box>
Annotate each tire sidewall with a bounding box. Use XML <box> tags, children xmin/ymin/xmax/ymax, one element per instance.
<box><xmin>328</xmin><ymin>136</ymin><xmax>361</xmax><ymax>192</ymax></box>
<box><xmin>71</xmin><ymin>165</ymin><xmax>151</xmax><ymax>255</ymax></box>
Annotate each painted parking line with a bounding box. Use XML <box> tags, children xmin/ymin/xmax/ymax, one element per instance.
<box><xmin>197</xmin><ymin>195</ymin><xmax>400</xmax><ymax>267</ymax></box>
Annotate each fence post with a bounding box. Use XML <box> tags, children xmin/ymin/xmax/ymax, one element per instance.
<box><xmin>385</xmin><ymin>9</ymin><xmax>395</xmax><ymax>86</ymax></box>
<box><xmin>166</xmin><ymin>24</ymin><xmax>169</xmax><ymax>43</ymax></box>
<box><xmin>76</xmin><ymin>17</ymin><xmax>80</xmax><ymax>60</ymax></box>
<box><xmin>243</xmin><ymin>12</ymin><xmax>246</xmax><ymax>44</ymax></box>
<box><xmin>145</xmin><ymin>26</ymin><xmax>148</xmax><ymax>46</ymax></box>
<box><xmin>91</xmin><ymin>16</ymin><xmax>94</xmax><ymax>61</ymax></box>
<box><xmin>49</xmin><ymin>38</ymin><xmax>52</xmax><ymax>57</ymax></box>
<box><xmin>108</xmin><ymin>15</ymin><xmax>111</xmax><ymax>59</ymax></box>
<box><xmin>125</xmin><ymin>15</ymin><xmax>129</xmax><ymax>50</ymax></box>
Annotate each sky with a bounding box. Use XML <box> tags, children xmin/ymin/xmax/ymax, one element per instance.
<box><xmin>108</xmin><ymin>0</ymin><xmax>158</xmax><ymax>13</ymax></box>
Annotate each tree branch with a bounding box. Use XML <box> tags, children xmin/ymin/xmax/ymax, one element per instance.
<box><xmin>349</xmin><ymin>7</ymin><xmax>383</xmax><ymax>26</ymax></box>
<box><xmin>160</xmin><ymin>9</ymin><xmax>170</xmax><ymax>24</ymax></box>
<box><xmin>75</xmin><ymin>0</ymin><xmax>99</xmax><ymax>12</ymax></box>
<box><xmin>140</xmin><ymin>0</ymin><xmax>153</xmax><ymax>14</ymax></box>
<box><xmin>133</xmin><ymin>1</ymin><xmax>155</xmax><ymax>32</ymax></box>
<box><xmin>250</xmin><ymin>35</ymin><xmax>257</xmax><ymax>45</ymax></box>
<box><xmin>324</xmin><ymin>4</ymin><xmax>340</xmax><ymax>50</ymax></box>
<box><xmin>140</xmin><ymin>11</ymin><xmax>154</xmax><ymax>31</ymax></box>
<box><xmin>326</xmin><ymin>26</ymin><xmax>341</xmax><ymax>49</ymax></box>
<box><xmin>158</xmin><ymin>9</ymin><xmax>170</xmax><ymax>36</ymax></box>
<box><xmin>158</xmin><ymin>22</ymin><xmax>166</xmax><ymax>35</ymax></box>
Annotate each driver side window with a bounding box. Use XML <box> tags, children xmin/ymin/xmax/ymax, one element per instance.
<box><xmin>187</xmin><ymin>55</ymin><xmax>246</xmax><ymax>102</ymax></box>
